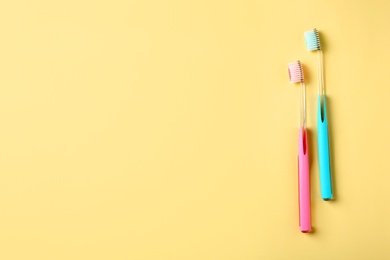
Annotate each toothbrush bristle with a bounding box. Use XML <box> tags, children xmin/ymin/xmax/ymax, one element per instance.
<box><xmin>304</xmin><ymin>28</ymin><xmax>321</xmax><ymax>51</ymax></box>
<box><xmin>288</xmin><ymin>61</ymin><xmax>304</xmax><ymax>83</ymax></box>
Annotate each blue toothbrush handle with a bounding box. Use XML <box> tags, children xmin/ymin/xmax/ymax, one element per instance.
<box><xmin>317</xmin><ymin>94</ymin><xmax>333</xmax><ymax>200</ymax></box>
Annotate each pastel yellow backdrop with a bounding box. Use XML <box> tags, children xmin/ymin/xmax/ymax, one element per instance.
<box><xmin>0</xmin><ymin>0</ymin><xmax>389</xmax><ymax>259</ymax></box>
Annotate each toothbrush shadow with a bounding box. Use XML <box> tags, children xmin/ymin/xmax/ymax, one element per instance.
<box><xmin>326</xmin><ymin>96</ymin><xmax>337</xmax><ymax>201</ymax></box>
<box><xmin>300</xmin><ymin>63</ymin><xmax>313</xmax><ymax>86</ymax></box>
<box><xmin>307</xmin><ymin>128</ymin><xmax>317</xmax><ymax>234</ymax></box>
<box><xmin>319</xmin><ymin>30</ymin><xmax>329</xmax><ymax>51</ymax></box>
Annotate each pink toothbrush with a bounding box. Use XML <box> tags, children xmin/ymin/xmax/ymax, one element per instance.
<box><xmin>288</xmin><ymin>61</ymin><xmax>311</xmax><ymax>233</ymax></box>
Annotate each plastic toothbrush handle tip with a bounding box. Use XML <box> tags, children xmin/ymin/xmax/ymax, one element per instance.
<box><xmin>298</xmin><ymin>127</ymin><xmax>311</xmax><ymax>233</ymax></box>
<box><xmin>318</xmin><ymin>94</ymin><xmax>333</xmax><ymax>200</ymax></box>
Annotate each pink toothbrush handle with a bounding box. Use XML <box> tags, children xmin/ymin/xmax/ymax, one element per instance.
<box><xmin>298</xmin><ymin>127</ymin><xmax>311</xmax><ymax>233</ymax></box>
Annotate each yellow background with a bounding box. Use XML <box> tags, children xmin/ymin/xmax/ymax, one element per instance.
<box><xmin>0</xmin><ymin>0</ymin><xmax>389</xmax><ymax>259</ymax></box>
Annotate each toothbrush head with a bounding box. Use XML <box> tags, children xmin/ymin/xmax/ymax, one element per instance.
<box><xmin>288</xmin><ymin>61</ymin><xmax>304</xmax><ymax>83</ymax></box>
<box><xmin>304</xmin><ymin>28</ymin><xmax>321</xmax><ymax>51</ymax></box>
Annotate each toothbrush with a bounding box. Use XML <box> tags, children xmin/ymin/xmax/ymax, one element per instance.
<box><xmin>288</xmin><ymin>61</ymin><xmax>311</xmax><ymax>233</ymax></box>
<box><xmin>304</xmin><ymin>29</ymin><xmax>333</xmax><ymax>200</ymax></box>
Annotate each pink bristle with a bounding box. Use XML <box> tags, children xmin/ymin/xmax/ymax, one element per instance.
<box><xmin>288</xmin><ymin>61</ymin><xmax>304</xmax><ymax>83</ymax></box>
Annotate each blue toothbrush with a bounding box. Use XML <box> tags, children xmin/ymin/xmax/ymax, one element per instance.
<box><xmin>304</xmin><ymin>28</ymin><xmax>333</xmax><ymax>200</ymax></box>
